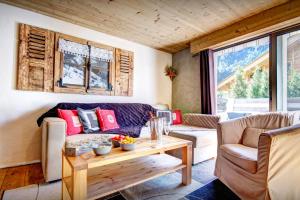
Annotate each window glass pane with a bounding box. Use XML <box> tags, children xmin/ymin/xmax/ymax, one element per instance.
<box><xmin>62</xmin><ymin>53</ymin><xmax>86</xmax><ymax>86</ymax></box>
<box><xmin>89</xmin><ymin>59</ymin><xmax>109</xmax><ymax>89</ymax></box>
<box><xmin>214</xmin><ymin>37</ymin><xmax>270</xmax><ymax>120</ymax></box>
<box><xmin>277</xmin><ymin>30</ymin><xmax>300</xmax><ymax>113</ymax></box>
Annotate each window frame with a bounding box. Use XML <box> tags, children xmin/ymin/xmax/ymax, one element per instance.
<box><xmin>54</xmin><ymin>34</ymin><xmax>115</xmax><ymax>95</ymax></box>
<box><xmin>54</xmin><ymin>33</ymin><xmax>89</xmax><ymax>94</ymax></box>
<box><xmin>212</xmin><ymin>35</ymin><xmax>271</xmax><ymax>113</ymax></box>
<box><xmin>212</xmin><ymin>23</ymin><xmax>300</xmax><ymax>113</ymax></box>
<box><xmin>86</xmin><ymin>41</ymin><xmax>115</xmax><ymax>96</ymax></box>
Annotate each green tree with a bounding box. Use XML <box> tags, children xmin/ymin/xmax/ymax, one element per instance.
<box><xmin>288</xmin><ymin>68</ymin><xmax>300</xmax><ymax>98</ymax></box>
<box><xmin>231</xmin><ymin>67</ymin><xmax>248</xmax><ymax>98</ymax></box>
<box><xmin>249</xmin><ymin>68</ymin><xmax>269</xmax><ymax>98</ymax></box>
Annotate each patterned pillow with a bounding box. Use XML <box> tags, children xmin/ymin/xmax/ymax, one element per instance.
<box><xmin>77</xmin><ymin>108</ymin><xmax>100</xmax><ymax>133</ymax></box>
<box><xmin>96</xmin><ymin>109</ymin><xmax>120</xmax><ymax>131</ymax></box>
<box><xmin>57</xmin><ymin>109</ymin><xmax>83</xmax><ymax>136</ymax></box>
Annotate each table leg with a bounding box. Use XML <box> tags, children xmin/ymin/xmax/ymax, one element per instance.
<box><xmin>62</xmin><ymin>153</ymin><xmax>72</xmax><ymax>200</ymax></box>
<box><xmin>182</xmin><ymin>143</ymin><xmax>192</xmax><ymax>185</ymax></box>
<box><xmin>72</xmin><ymin>168</ymin><xmax>87</xmax><ymax>200</ymax></box>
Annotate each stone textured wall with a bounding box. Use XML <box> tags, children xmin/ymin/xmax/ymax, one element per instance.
<box><xmin>172</xmin><ymin>48</ymin><xmax>201</xmax><ymax>113</ymax></box>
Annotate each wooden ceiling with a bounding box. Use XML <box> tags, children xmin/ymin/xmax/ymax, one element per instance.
<box><xmin>1</xmin><ymin>0</ymin><xmax>288</xmax><ymax>53</ymax></box>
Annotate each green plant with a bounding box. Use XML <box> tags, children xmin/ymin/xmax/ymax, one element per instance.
<box><xmin>231</xmin><ymin>67</ymin><xmax>248</xmax><ymax>98</ymax></box>
<box><xmin>249</xmin><ymin>68</ymin><xmax>269</xmax><ymax>98</ymax></box>
<box><xmin>288</xmin><ymin>68</ymin><xmax>300</xmax><ymax>98</ymax></box>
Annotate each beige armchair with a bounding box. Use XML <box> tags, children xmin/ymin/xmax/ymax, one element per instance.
<box><xmin>215</xmin><ymin>113</ymin><xmax>300</xmax><ymax>200</ymax></box>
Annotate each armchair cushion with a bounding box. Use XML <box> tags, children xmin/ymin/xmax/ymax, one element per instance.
<box><xmin>242</xmin><ymin>128</ymin><xmax>270</xmax><ymax>148</ymax></box>
<box><xmin>220</xmin><ymin>144</ymin><xmax>258</xmax><ymax>174</ymax></box>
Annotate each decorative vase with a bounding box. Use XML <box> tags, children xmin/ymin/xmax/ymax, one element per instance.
<box><xmin>149</xmin><ymin>117</ymin><xmax>164</xmax><ymax>142</ymax></box>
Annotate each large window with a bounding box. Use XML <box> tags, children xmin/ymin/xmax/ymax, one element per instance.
<box><xmin>214</xmin><ymin>37</ymin><xmax>270</xmax><ymax>120</ymax></box>
<box><xmin>277</xmin><ymin>30</ymin><xmax>300</xmax><ymax>113</ymax></box>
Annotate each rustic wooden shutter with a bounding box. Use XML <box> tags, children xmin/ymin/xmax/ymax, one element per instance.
<box><xmin>115</xmin><ymin>49</ymin><xmax>134</xmax><ymax>96</ymax></box>
<box><xmin>17</xmin><ymin>24</ymin><xmax>54</xmax><ymax>91</ymax></box>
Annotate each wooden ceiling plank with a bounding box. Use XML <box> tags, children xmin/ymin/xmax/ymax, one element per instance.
<box><xmin>0</xmin><ymin>0</ymin><xmax>289</xmax><ymax>53</ymax></box>
<box><xmin>190</xmin><ymin>0</ymin><xmax>300</xmax><ymax>54</ymax></box>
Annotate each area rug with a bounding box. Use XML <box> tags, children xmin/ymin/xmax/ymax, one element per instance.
<box><xmin>184</xmin><ymin>179</ymin><xmax>240</xmax><ymax>200</ymax></box>
<box><xmin>2</xmin><ymin>172</ymin><xmax>202</xmax><ymax>200</ymax></box>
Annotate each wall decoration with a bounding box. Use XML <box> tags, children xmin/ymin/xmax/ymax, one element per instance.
<box><xmin>165</xmin><ymin>66</ymin><xmax>177</xmax><ymax>81</ymax></box>
<box><xmin>17</xmin><ymin>24</ymin><xmax>54</xmax><ymax>91</ymax></box>
<box><xmin>115</xmin><ymin>48</ymin><xmax>134</xmax><ymax>96</ymax></box>
<box><xmin>17</xmin><ymin>23</ymin><xmax>134</xmax><ymax>96</ymax></box>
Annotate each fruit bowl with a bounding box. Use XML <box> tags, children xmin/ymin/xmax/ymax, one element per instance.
<box><xmin>120</xmin><ymin>136</ymin><xmax>136</xmax><ymax>151</ymax></box>
<box><xmin>93</xmin><ymin>144</ymin><xmax>112</xmax><ymax>156</ymax></box>
<box><xmin>120</xmin><ymin>143</ymin><xmax>136</xmax><ymax>151</ymax></box>
<box><xmin>111</xmin><ymin>135</ymin><xmax>125</xmax><ymax>148</ymax></box>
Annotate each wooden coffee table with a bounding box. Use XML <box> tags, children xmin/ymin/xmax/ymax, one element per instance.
<box><xmin>62</xmin><ymin>135</ymin><xmax>192</xmax><ymax>200</ymax></box>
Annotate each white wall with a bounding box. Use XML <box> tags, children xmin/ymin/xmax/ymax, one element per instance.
<box><xmin>0</xmin><ymin>3</ymin><xmax>172</xmax><ymax>168</ymax></box>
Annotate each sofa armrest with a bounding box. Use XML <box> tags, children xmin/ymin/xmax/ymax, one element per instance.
<box><xmin>42</xmin><ymin>117</ymin><xmax>66</xmax><ymax>182</ymax></box>
<box><xmin>183</xmin><ymin>113</ymin><xmax>220</xmax><ymax>129</ymax></box>
<box><xmin>257</xmin><ymin>124</ymin><xmax>300</xmax><ymax>199</ymax></box>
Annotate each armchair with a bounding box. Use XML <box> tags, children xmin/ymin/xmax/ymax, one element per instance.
<box><xmin>215</xmin><ymin>113</ymin><xmax>300</xmax><ymax>200</ymax></box>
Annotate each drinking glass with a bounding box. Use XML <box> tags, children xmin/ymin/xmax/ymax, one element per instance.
<box><xmin>163</xmin><ymin>118</ymin><xmax>170</xmax><ymax>135</ymax></box>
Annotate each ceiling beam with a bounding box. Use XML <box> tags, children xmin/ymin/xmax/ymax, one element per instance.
<box><xmin>190</xmin><ymin>0</ymin><xmax>300</xmax><ymax>54</ymax></box>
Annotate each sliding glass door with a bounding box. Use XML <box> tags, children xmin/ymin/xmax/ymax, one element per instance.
<box><xmin>277</xmin><ymin>29</ymin><xmax>300</xmax><ymax>122</ymax></box>
<box><xmin>213</xmin><ymin>37</ymin><xmax>270</xmax><ymax>120</ymax></box>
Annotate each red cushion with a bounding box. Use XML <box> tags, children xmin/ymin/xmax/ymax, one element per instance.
<box><xmin>57</xmin><ymin>109</ymin><xmax>83</xmax><ymax>136</ymax></box>
<box><xmin>96</xmin><ymin>109</ymin><xmax>120</xmax><ymax>131</ymax></box>
<box><xmin>172</xmin><ymin>110</ymin><xmax>182</xmax><ymax>125</ymax></box>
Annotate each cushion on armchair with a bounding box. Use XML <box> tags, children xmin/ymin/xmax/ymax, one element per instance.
<box><xmin>242</xmin><ymin>128</ymin><xmax>270</xmax><ymax>148</ymax></box>
<box><xmin>220</xmin><ymin>144</ymin><xmax>258</xmax><ymax>174</ymax></box>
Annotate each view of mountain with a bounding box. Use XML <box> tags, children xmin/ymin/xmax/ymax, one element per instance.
<box><xmin>216</xmin><ymin>44</ymin><xmax>269</xmax><ymax>84</ymax></box>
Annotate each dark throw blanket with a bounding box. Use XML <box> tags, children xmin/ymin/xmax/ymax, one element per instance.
<box><xmin>37</xmin><ymin>103</ymin><xmax>156</xmax><ymax>137</ymax></box>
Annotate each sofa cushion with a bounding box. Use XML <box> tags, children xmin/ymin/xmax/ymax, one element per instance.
<box><xmin>172</xmin><ymin>110</ymin><xmax>182</xmax><ymax>125</ymax></box>
<box><xmin>77</xmin><ymin>108</ymin><xmax>100</xmax><ymax>133</ymax></box>
<box><xmin>57</xmin><ymin>109</ymin><xmax>82</xmax><ymax>136</ymax></box>
<box><xmin>169</xmin><ymin>125</ymin><xmax>217</xmax><ymax>148</ymax></box>
<box><xmin>96</xmin><ymin>109</ymin><xmax>120</xmax><ymax>131</ymax></box>
<box><xmin>242</xmin><ymin>128</ymin><xmax>269</xmax><ymax>148</ymax></box>
<box><xmin>220</xmin><ymin>144</ymin><xmax>258</xmax><ymax>174</ymax></box>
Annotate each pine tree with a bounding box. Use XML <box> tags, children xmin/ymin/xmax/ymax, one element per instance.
<box><xmin>288</xmin><ymin>68</ymin><xmax>300</xmax><ymax>98</ymax></box>
<box><xmin>249</xmin><ymin>68</ymin><xmax>269</xmax><ymax>98</ymax></box>
<box><xmin>231</xmin><ymin>67</ymin><xmax>248</xmax><ymax>98</ymax></box>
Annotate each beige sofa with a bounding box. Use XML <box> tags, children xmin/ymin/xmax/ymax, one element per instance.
<box><xmin>41</xmin><ymin>113</ymin><xmax>219</xmax><ymax>182</ymax></box>
<box><xmin>215</xmin><ymin>113</ymin><xmax>300</xmax><ymax>200</ymax></box>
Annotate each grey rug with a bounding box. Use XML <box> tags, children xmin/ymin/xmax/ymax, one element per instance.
<box><xmin>3</xmin><ymin>172</ymin><xmax>202</xmax><ymax>200</ymax></box>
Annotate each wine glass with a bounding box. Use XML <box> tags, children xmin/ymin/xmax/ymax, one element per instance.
<box><xmin>163</xmin><ymin>117</ymin><xmax>170</xmax><ymax>136</ymax></box>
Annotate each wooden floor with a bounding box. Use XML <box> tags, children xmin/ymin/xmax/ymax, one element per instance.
<box><xmin>0</xmin><ymin>163</ymin><xmax>45</xmax><ymax>199</ymax></box>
